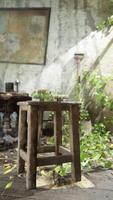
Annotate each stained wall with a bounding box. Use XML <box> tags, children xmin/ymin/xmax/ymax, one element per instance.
<box><xmin>0</xmin><ymin>0</ymin><xmax>112</xmax><ymax>95</ymax></box>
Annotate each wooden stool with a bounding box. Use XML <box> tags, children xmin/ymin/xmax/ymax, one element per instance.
<box><xmin>17</xmin><ymin>101</ymin><xmax>81</xmax><ymax>189</ymax></box>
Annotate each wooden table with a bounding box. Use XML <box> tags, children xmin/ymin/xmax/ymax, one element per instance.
<box><xmin>0</xmin><ymin>92</ymin><xmax>31</xmax><ymax>134</ymax></box>
<box><xmin>17</xmin><ymin>101</ymin><xmax>81</xmax><ymax>189</ymax></box>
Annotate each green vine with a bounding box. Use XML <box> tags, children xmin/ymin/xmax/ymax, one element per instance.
<box><xmin>96</xmin><ymin>16</ymin><xmax>113</xmax><ymax>31</ymax></box>
<box><xmin>87</xmin><ymin>70</ymin><xmax>113</xmax><ymax>109</ymax></box>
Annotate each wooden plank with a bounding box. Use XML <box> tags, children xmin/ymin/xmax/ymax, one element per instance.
<box><xmin>17</xmin><ymin>101</ymin><xmax>81</xmax><ymax>112</ymax></box>
<box><xmin>37</xmin><ymin>155</ymin><xmax>72</xmax><ymax>166</ymax></box>
<box><xmin>37</xmin><ymin>111</ymin><xmax>43</xmax><ymax>146</ymax></box>
<box><xmin>69</xmin><ymin>104</ymin><xmax>81</xmax><ymax>182</ymax></box>
<box><xmin>33</xmin><ymin>104</ymin><xmax>66</xmax><ymax>111</ymax></box>
<box><xmin>54</xmin><ymin>110</ymin><xmax>62</xmax><ymax>155</ymax></box>
<box><xmin>20</xmin><ymin>149</ymin><xmax>27</xmax><ymax>162</ymax></box>
<box><xmin>59</xmin><ymin>146</ymin><xmax>71</xmax><ymax>155</ymax></box>
<box><xmin>17</xmin><ymin>109</ymin><xmax>27</xmax><ymax>174</ymax></box>
<box><xmin>27</xmin><ymin>101</ymin><xmax>80</xmax><ymax>106</ymax></box>
<box><xmin>26</xmin><ymin>105</ymin><xmax>38</xmax><ymax>189</ymax></box>
<box><xmin>37</xmin><ymin>145</ymin><xmax>55</xmax><ymax>153</ymax></box>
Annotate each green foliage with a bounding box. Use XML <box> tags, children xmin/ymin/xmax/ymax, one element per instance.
<box><xmin>3</xmin><ymin>163</ymin><xmax>16</xmax><ymax>175</ymax></box>
<box><xmin>31</xmin><ymin>90</ymin><xmax>68</xmax><ymax>102</ymax></box>
<box><xmin>96</xmin><ymin>0</ymin><xmax>113</xmax><ymax>31</ymax></box>
<box><xmin>87</xmin><ymin>70</ymin><xmax>113</xmax><ymax>109</ymax></box>
<box><xmin>5</xmin><ymin>181</ymin><xmax>13</xmax><ymax>189</ymax></box>
<box><xmin>80</xmin><ymin>123</ymin><xmax>113</xmax><ymax>171</ymax></box>
<box><xmin>79</xmin><ymin>100</ymin><xmax>113</xmax><ymax>171</ymax></box>
<box><xmin>31</xmin><ymin>89</ymin><xmax>55</xmax><ymax>101</ymax></box>
<box><xmin>54</xmin><ymin>163</ymin><xmax>71</xmax><ymax>177</ymax></box>
<box><xmin>96</xmin><ymin>15</ymin><xmax>113</xmax><ymax>31</ymax></box>
<box><xmin>0</xmin><ymin>162</ymin><xmax>16</xmax><ymax>191</ymax></box>
<box><xmin>80</xmin><ymin>103</ymin><xmax>90</xmax><ymax>121</ymax></box>
<box><xmin>62</xmin><ymin>111</ymin><xmax>70</xmax><ymax>147</ymax></box>
<box><xmin>53</xmin><ymin>121</ymin><xmax>113</xmax><ymax>176</ymax></box>
<box><xmin>48</xmin><ymin>101</ymin><xmax>113</xmax><ymax>177</ymax></box>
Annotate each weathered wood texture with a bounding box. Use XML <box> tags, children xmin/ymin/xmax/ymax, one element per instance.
<box><xmin>17</xmin><ymin>101</ymin><xmax>81</xmax><ymax>189</ymax></box>
<box><xmin>69</xmin><ymin>104</ymin><xmax>81</xmax><ymax>181</ymax></box>
<box><xmin>26</xmin><ymin>106</ymin><xmax>38</xmax><ymax>189</ymax></box>
<box><xmin>54</xmin><ymin>110</ymin><xmax>62</xmax><ymax>155</ymax></box>
<box><xmin>37</xmin><ymin>111</ymin><xmax>43</xmax><ymax>146</ymax></box>
<box><xmin>37</xmin><ymin>155</ymin><xmax>72</xmax><ymax>166</ymax></box>
<box><xmin>17</xmin><ymin>109</ymin><xmax>27</xmax><ymax>173</ymax></box>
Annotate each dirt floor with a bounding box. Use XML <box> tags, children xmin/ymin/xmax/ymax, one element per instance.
<box><xmin>0</xmin><ymin>148</ymin><xmax>113</xmax><ymax>200</ymax></box>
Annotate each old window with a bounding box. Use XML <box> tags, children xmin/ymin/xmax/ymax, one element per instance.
<box><xmin>0</xmin><ymin>8</ymin><xmax>50</xmax><ymax>65</ymax></box>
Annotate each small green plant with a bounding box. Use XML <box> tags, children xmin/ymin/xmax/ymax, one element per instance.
<box><xmin>31</xmin><ymin>89</ymin><xmax>55</xmax><ymax>101</ymax></box>
<box><xmin>0</xmin><ymin>154</ymin><xmax>16</xmax><ymax>192</ymax></box>
<box><xmin>80</xmin><ymin>123</ymin><xmax>113</xmax><ymax>171</ymax></box>
<box><xmin>87</xmin><ymin>70</ymin><xmax>113</xmax><ymax>109</ymax></box>
<box><xmin>79</xmin><ymin>103</ymin><xmax>90</xmax><ymax>136</ymax></box>
<box><xmin>80</xmin><ymin>103</ymin><xmax>90</xmax><ymax>121</ymax></box>
<box><xmin>54</xmin><ymin>163</ymin><xmax>71</xmax><ymax>177</ymax></box>
<box><xmin>96</xmin><ymin>15</ymin><xmax>113</xmax><ymax>31</ymax></box>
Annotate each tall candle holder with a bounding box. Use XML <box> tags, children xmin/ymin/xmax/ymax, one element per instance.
<box><xmin>74</xmin><ymin>53</ymin><xmax>84</xmax><ymax>101</ymax></box>
<box><xmin>15</xmin><ymin>80</ymin><xmax>20</xmax><ymax>92</ymax></box>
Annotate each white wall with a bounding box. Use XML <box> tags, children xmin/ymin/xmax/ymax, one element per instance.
<box><xmin>0</xmin><ymin>0</ymin><xmax>112</xmax><ymax>95</ymax></box>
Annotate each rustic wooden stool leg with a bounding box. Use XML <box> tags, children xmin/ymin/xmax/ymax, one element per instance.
<box><xmin>69</xmin><ymin>105</ymin><xmax>81</xmax><ymax>182</ymax></box>
<box><xmin>37</xmin><ymin>111</ymin><xmax>43</xmax><ymax>146</ymax></box>
<box><xmin>54</xmin><ymin>110</ymin><xmax>62</xmax><ymax>155</ymax></box>
<box><xmin>17</xmin><ymin>108</ymin><xmax>27</xmax><ymax>174</ymax></box>
<box><xmin>26</xmin><ymin>106</ymin><xmax>38</xmax><ymax>189</ymax></box>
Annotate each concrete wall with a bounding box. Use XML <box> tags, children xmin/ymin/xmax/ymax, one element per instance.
<box><xmin>0</xmin><ymin>0</ymin><xmax>112</xmax><ymax>95</ymax></box>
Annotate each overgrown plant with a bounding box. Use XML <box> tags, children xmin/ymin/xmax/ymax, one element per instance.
<box><xmin>87</xmin><ymin>71</ymin><xmax>113</xmax><ymax>109</ymax></box>
<box><xmin>96</xmin><ymin>15</ymin><xmax>113</xmax><ymax>31</ymax></box>
<box><xmin>80</xmin><ymin>123</ymin><xmax>113</xmax><ymax>171</ymax></box>
<box><xmin>53</xmin><ymin>105</ymin><xmax>113</xmax><ymax>177</ymax></box>
<box><xmin>31</xmin><ymin>89</ymin><xmax>55</xmax><ymax>101</ymax></box>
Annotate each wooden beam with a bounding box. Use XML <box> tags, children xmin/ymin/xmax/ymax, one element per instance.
<box><xmin>26</xmin><ymin>105</ymin><xmax>38</xmax><ymax>189</ymax></box>
<box><xmin>17</xmin><ymin>109</ymin><xmax>27</xmax><ymax>174</ymax></box>
<box><xmin>17</xmin><ymin>101</ymin><xmax>81</xmax><ymax>112</ymax></box>
<box><xmin>69</xmin><ymin>104</ymin><xmax>81</xmax><ymax>182</ymax></box>
<box><xmin>37</xmin><ymin>145</ymin><xmax>55</xmax><ymax>153</ymax></box>
<box><xmin>37</xmin><ymin>155</ymin><xmax>72</xmax><ymax>166</ymax></box>
<box><xmin>37</xmin><ymin>111</ymin><xmax>43</xmax><ymax>146</ymax></box>
<box><xmin>54</xmin><ymin>110</ymin><xmax>62</xmax><ymax>155</ymax></box>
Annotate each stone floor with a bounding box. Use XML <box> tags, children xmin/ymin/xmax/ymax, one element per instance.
<box><xmin>0</xmin><ymin>149</ymin><xmax>113</xmax><ymax>200</ymax></box>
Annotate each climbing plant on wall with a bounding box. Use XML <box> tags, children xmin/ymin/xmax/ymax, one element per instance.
<box><xmin>96</xmin><ymin>0</ymin><xmax>113</xmax><ymax>30</ymax></box>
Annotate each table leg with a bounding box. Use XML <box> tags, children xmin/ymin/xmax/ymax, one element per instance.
<box><xmin>54</xmin><ymin>110</ymin><xmax>62</xmax><ymax>155</ymax></box>
<box><xmin>26</xmin><ymin>106</ymin><xmax>38</xmax><ymax>189</ymax></box>
<box><xmin>69</xmin><ymin>105</ymin><xmax>81</xmax><ymax>182</ymax></box>
<box><xmin>37</xmin><ymin>111</ymin><xmax>43</xmax><ymax>147</ymax></box>
<box><xmin>17</xmin><ymin>109</ymin><xmax>27</xmax><ymax>174</ymax></box>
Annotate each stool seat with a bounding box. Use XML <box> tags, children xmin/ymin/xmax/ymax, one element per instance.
<box><xmin>17</xmin><ymin>101</ymin><xmax>81</xmax><ymax>189</ymax></box>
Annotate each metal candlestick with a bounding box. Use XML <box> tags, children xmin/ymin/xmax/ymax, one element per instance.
<box><xmin>15</xmin><ymin>80</ymin><xmax>20</xmax><ymax>92</ymax></box>
<box><xmin>74</xmin><ymin>53</ymin><xmax>84</xmax><ymax>101</ymax></box>
<box><xmin>74</xmin><ymin>53</ymin><xmax>84</xmax><ymax>83</ymax></box>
